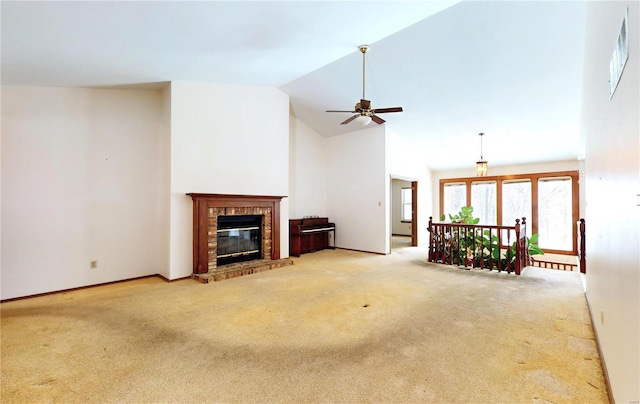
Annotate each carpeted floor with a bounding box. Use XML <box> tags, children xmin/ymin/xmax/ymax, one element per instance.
<box><xmin>1</xmin><ymin>244</ymin><xmax>608</xmax><ymax>403</ymax></box>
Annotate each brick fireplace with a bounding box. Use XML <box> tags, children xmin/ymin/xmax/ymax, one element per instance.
<box><xmin>187</xmin><ymin>193</ymin><xmax>293</xmax><ymax>283</ymax></box>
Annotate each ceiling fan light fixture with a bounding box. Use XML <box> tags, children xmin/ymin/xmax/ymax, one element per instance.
<box><xmin>356</xmin><ymin>115</ymin><xmax>372</xmax><ymax>126</ymax></box>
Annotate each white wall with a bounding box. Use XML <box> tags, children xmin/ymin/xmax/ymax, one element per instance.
<box><xmin>387</xmin><ymin>130</ymin><xmax>433</xmax><ymax>247</ymax></box>
<box><xmin>433</xmin><ymin>159</ymin><xmax>580</xmax><ymax>180</ymax></box>
<box><xmin>157</xmin><ymin>84</ymin><xmax>172</xmax><ymax>279</ymax></box>
<box><xmin>326</xmin><ymin>126</ymin><xmax>387</xmax><ymax>254</ymax></box>
<box><xmin>168</xmin><ymin>82</ymin><xmax>290</xmax><ymax>278</ymax></box>
<box><xmin>288</xmin><ymin>122</ymin><xmax>432</xmax><ymax>253</ymax></box>
<box><xmin>1</xmin><ymin>87</ymin><xmax>163</xmax><ymax>300</ymax></box>
<box><xmin>391</xmin><ymin>179</ymin><xmax>412</xmax><ymax>236</ymax></box>
<box><xmin>289</xmin><ymin>116</ymin><xmax>327</xmax><ymax>219</ymax></box>
<box><xmin>581</xmin><ymin>2</ymin><xmax>640</xmax><ymax>402</ymax></box>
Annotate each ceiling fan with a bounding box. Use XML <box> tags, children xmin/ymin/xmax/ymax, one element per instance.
<box><xmin>326</xmin><ymin>45</ymin><xmax>403</xmax><ymax>126</ymax></box>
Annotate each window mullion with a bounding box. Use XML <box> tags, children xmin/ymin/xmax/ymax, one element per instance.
<box><xmin>496</xmin><ymin>180</ymin><xmax>503</xmax><ymax>226</ymax></box>
<box><xmin>531</xmin><ymin>178</ymin><xmax>539</xmax><ymax>235</ymax></box>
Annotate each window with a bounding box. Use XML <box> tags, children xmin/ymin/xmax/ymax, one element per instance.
<box><xmin>538</xmin><ymin>177</ymin><xmax>573</xmax><ymax>250</ymax></box>
<box><xmin>502</xmin><ymin>180</ymin><xmax>532</xmax><ymax>236</ymax></box>
<box><xmin>443</xmin><ymin>183</ymin><xmax>466</xmax><ymax>220</ymax></box>
<box><xmin>401</xmin><ymin>188</ymin><xmax>412</xmax><ymax>222</ymax></box>
<box><xmin>471</xmin><ymin>181</ymin><xmax>497</xmax><ymax>225</ymax></box>
<box><xmin>439</xmin><ymin>171</ymin><xmax>578</xmax><ymax>254</ymax></box>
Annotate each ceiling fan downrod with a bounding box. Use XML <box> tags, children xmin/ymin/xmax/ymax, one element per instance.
<box><xmin>359</xmin><ymin>45</ymin><xmax>369</xmax><ymax>101</ymax></box>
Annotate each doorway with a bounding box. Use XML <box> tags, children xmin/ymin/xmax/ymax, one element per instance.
<box><xmin>390</xmin><ymin>177</ymin><xmax>418</xmax><ymax>250</ymax></box>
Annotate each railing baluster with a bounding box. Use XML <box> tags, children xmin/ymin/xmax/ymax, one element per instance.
<box><xmin>464</xmin><ymin>225</ymin><xmax>469</xmax><ymax>268</ymax></box>
<box><xmin>480</xmin><ymin>227</ymin><xmax>485</xmax><ymax>270</ymax></box>
<box><xmin>514</xmin><ymin>219</ymin><xmax>521</xmax><ymax>275</ymax></box>
<box><xmin>471</xmin><ymin>227</ymin><xmax>475</xmax><ymax>268</ymax></box>
<box><xmin>488</xmin><ymin>227</ymin><xmax>494</xmax><ymax>271</ymax></box>
<box><xmin>456</xmin><ymin>226</ymin><xmax>460</xmax><ymax>266</ymax></box>
<box><xmin>447</xmin><ymin>225</ymin><xmax>452</xmax><ymax>265</ymax></box>
<box><xmin>497</xmin><ymin>228</ymin><xmax>503</xmax><ymax>273</ymax></box>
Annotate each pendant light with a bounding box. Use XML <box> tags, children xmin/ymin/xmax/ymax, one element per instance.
<box><xmin>476</xmin><ymin>132</ymin><xmax>488</xmax><ymax>177</ymax></box>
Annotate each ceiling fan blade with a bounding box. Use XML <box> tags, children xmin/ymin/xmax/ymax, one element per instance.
<box><xmin>340</xmin><ymin>115</ymin><xmax>358</xmax><ymax>125</ymax></box>
<box><xmin>372</xmin><ymin>107</ymin><xmax>403</xmax><ymax>114</ymax></box>
<box><xmin>360</xmin><ymin>99</ymin><xmax>371</xmax><ymax>110</ymax></box>
<box><xmin>327</xmin><ymin>110</ymin><xmax>357</xmax><ymax>113</ymax></box>
<box><xmin>371</xmin><ymin>115</ymin><xmax>386</xmax><ymax>125</ymax></box>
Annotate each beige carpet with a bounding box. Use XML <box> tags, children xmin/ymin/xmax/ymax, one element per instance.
<box><xmin>1</xmin><ymin>245</ymin><xmax>608</xmax><ymax>403</ymax></box>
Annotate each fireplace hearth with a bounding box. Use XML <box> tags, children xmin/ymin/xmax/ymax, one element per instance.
<box><xmin>187</xmin><ymin>193</ymin><xmax>293</xmax><ymax>283</ymax></box>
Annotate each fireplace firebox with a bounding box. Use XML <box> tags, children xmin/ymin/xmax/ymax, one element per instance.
<box><xmin>216</xmin><ymin>215</ymin><xmax>262</xmax><ymax>266</ymax></box>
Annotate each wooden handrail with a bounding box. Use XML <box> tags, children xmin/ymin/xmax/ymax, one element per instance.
<box><xmin>428</xmin><ymin>217</ymin><xmax>528</xmax><ymax>275</ymax></box>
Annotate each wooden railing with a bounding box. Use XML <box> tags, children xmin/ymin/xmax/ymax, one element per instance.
<box><xmin>427</xmin><ymin>217</ymin><xmax>529</xmax><ymax>275</ymax></box>
<box><xmin>528</xmin><ymin>218</ymin><xmax>586</xmax><ymax>273</ymax></box>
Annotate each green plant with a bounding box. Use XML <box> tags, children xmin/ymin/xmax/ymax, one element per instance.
<box><xmin>500</xmin><ymin>233</ymin><xmax>545</xmax><ymax>270</ymax></box>
<box><xmin>526</xmin><ymin>233</ymin><xmax>545</xmax><ymax>256</ymax></box>
<box><xmin>441</xmin><ymin>206</ymin><xmax>480</xmax><ymax>225</ymax></box>
<box><xmin>435</xmin><ymin>206</ymin><xmax>481</xmax><ymax>265</ymax></box>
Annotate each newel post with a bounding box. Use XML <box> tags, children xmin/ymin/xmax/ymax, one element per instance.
<box><xmin>579</xmin><ymin>218</ymin><xmax>586</xmax><ymax>274</ymax></box>
<box><xmin>522</xmin><ymin>217</ymin><xmax>529</xmax><ymax>267</ymax></box>
<box><xmin>514</xmin><ymin>218</ymin><xmax>522</xmax><ymax>275</ymax></box>
<box><xmin>428</xmin><ymin>216</ymin><xmax>433</xmax><ymax>262</ymax></box>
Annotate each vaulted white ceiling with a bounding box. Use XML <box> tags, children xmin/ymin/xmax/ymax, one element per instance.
<box><xmin>1</xmin><ymin>1</ymin><xmax>586</xmax><ymax>170</ymax></box>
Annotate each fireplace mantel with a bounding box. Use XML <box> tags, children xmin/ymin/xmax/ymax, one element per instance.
<box><xmin>187</xmin><ymin>193</ymin><xmax>286</xmax><ymax>276</ymax></box>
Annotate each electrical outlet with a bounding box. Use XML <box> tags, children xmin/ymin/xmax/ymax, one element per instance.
<box><xmin>600</xmin><ymin>309</ymin><xmax>604</xmax><ymax>324</ymax></box>
<box><xmin>90</xmin><ymin>260</ymin><xmax>98</xmax><ymax>269</ymax></box>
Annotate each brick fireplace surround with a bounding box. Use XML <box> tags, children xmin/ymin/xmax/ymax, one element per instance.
<box><xmin>187</xmin><ymin>193</ymin><xmax>293</xmax><ymax>283</ymax></box>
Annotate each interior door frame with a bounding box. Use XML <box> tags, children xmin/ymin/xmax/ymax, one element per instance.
<box><xmin>390</xmin><ymin>176</ymin><xmax>418</xmax><ymax>248</ymax></box>
<box><xmin>410</xmin><ymin>180</ymin><xmax>418</xmax><ymax>246</ymax></box>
